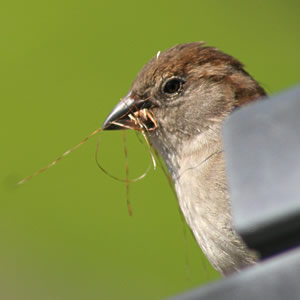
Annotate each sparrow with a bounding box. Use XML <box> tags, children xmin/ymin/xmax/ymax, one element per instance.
<box><xmin>102</xmin><ymin>42</ymin><xmax>266</xmax><ymax>276</ymax></box>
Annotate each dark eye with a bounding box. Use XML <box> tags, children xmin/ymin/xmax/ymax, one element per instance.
<box><xmin>162</xmin><ymin>77</ymin><xmax>184</xmax><ymax>95</ymax></box>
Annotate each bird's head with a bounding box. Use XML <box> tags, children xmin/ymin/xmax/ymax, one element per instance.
<box><xmin>103</xmin><ymin>42</ymin><xmax>266</xmax><ymax>174</ymax></box>
<box><xmin>103</xmin><ymin>42</ymin><xmax>265</xmax><ymax>135</ymax></box>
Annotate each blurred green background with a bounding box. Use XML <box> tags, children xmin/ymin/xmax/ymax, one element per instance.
<box><xmin>1</xmin><ymin>0</ymin><xmax>299</xmax><ymax>299</ymax></box>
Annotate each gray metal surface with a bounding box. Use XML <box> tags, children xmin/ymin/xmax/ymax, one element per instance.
<box><xmin>169</xmin><ymin>247</ymin><xmax>300</xmax><ymax>300</ymax></box>
<box><xmin>223</xmin><ymin>86</ymin><xmax>300</xmax><ymax>256</ymax></box>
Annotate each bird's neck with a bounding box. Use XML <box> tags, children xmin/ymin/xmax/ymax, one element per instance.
<box><xmin>150</xmin><ymin>125</ymin><xmax>223</xmax><ymax>182</ymax></box>
<box><xmin>150</xmin><ymin>127</ymin><xmax>256</xmax><ymax>275</ymax></box>
<box><xmin>150</xmin><ymin>125</ymin><xmax>228</xmax><ymax>224</ymax></box>
<box><xmin>170</xmin><ymin>131</ymin><xmax>230</xmax><ymax>231</ymax></box>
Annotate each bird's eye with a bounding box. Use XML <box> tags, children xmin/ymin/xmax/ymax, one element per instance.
<box><xmin>162</xmin><ymin>77</ymin><xmax>184</xmax><ymax>95</ymax></box>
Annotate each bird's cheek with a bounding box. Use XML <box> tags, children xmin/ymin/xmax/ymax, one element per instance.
<box><xmin>150</xmin><ymin>107</ymin><xmax>166</xmax><ymax>127</ymax></box>
<box><xmin>150</xmin><ymin>107</ymin><xmax>174</xmax><ymax>133</ymax></box>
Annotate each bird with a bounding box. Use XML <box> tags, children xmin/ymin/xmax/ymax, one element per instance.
<box><xmin>102</xmin><ymin>42</ymin><xmax>266</xmax><ymax>276</ymax></box>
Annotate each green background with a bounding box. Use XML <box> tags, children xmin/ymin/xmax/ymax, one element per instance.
<box><xmin>1</xmin><ymin>0</ymin><xmax>299</xmax><ymax>299</ymax></box>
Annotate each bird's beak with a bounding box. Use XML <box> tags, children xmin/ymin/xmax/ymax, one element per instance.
<box><xmin>102</xmin><ymin>93</ymin><xmax>153</xmax><ymax>130</ymax></box>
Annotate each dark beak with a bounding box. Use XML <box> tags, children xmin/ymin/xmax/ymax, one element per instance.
<box><xmin>102</xmin><ymin>93</ymin><xmax>148</xmax><ymax>130</ymax></box>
